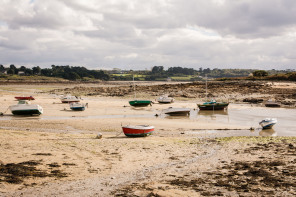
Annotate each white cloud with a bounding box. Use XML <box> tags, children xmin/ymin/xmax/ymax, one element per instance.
<box><xmin>0</xmin><ymin>0</ymin><xmax>296</xmax><ymax>70</ymax></box>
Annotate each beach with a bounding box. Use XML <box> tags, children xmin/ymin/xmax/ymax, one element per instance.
<box><xmin>0</xmin><ymin>82</ymin><xmax>296</xmax><ymax>196</ymax></box>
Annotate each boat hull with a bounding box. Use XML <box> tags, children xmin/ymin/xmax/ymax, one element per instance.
<box><xmin>259</xmin><ymin>118</ymin><xmax>277</xmax><ymax>129</ymax></box>
<box><xmin>197</xmin><ymin>103</ymin><xmax>229</xmax><ymax>110</ymax></box>
<box><xmin>164</xmin><ymin>108</ymin><xmax>191</xmax><ymax>116</ymax></box>
<box><xmin>129</xmin><ymin>100</ymin><xmax>152</xmax><ymax>107</ymax></box>
<box><xmin>11</xmin><ymin>109</ymin><xmax>42</xmax><ymax>115</ymax></box>
<box><xmin>70</xmin><ymin>107</ymin><xmax>85</xmax><ymax>111</ymax></box>
<box><xmin>15</xmin><ymin>96</ymin><xmax>35</xmax><ymax>100</ymax></box>
<box><xmin>122</xmin><ymin>125</ymin><xmax>154</xmax><ymax>137</ymax></box>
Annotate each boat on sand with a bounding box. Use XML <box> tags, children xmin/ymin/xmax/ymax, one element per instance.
<box><xmin>157</xmin><ymin>95</ymin><xmax>174</xmax><ymax>104</ymax></box>
<box><xmin>70</xmin><ymin>102</ymin><xmax>87</xmax><ymax>111</ymax></box>
<box><xmin>259</xmin><ymin>118</ymin><xmax>277</xmax><ymax>129</ymax></box>
<box><xmin>197</xmin><ymin>99</ymin><xmax>229</xmax><ymax>110</ymax></box>
<box><xmin>15</xmin><ymin>96</ymin><xmax>35</xmax><ymax>100</ymax></box>
<box><xmin>163</xmin><ymin>107</ymin><xmax>191</xmax><ymax>116</ymax></box>
<box><xmin>60</xmin><ymin>95</ymin><xmax>80</xmax><ymax>103</ymax></box>
<box><xmin>9</xmin><ymin>100</ymin><xmax>43</xmax><ymax>115</ymax></box>
<box><xmin>122</xmin><ymin>125</ymin><xmax>154</xmax><ymax>137</ymax></box>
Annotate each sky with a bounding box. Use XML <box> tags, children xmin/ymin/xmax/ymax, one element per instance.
<box><xmin>1</xmin><ymin>0</ymin><xmax>296</xmax><ymax>70</ymax></box>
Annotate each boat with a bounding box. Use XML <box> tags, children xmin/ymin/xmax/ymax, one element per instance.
<box><xmin>60</xmin><ymin>95</ymin><xmax>80</xmax><ymax>103</ymax></box>
<box><xmin>9</xmin><ymin>100</ymin><xmax>43</xmax><ymax>115</ymax></box>
<box><xmin>157</xmin><ymin>95</ymin><xmax>174</xmax><ymax>104</ymax></box>
<box><xmin>197</xmin><ymin>75</ymin><xmax>229</xmax><ymax>110</ymax></box>
<box><xmin>197</xmin><ymin>100</ymin><xmax>229</xmax><ymax>110</ymax></box>
<box><xmin>265</xmin><ymin>99</ymin><xmax>281</xmax><ymax>107</ymax></box>
<box><xmin>129</xmin><ymin>75</ymin><xmax>152</xmax><ymax>107</ymax></box>
<box><xmin>163</xmin><ymin>107</ymin><xmax>191</xmax><ymax>116</ymax></box>
<box><xmin>70</xmin><ymin>102</ymin><xmax>87</xmax><ymax>111</ymax></box>
<box><xmin>259</xmin><ymin>118</ymin><xmax>277</xmax><ymax>129</ymax></box>
<box><xmin>129</xmin><ymin>100</ymin><xmax>152</xmax><ymax>107</ymax></box>
<box><xmin>15</xmin><ymin>96</ymin><xmax>35</xmax><ymax>100</ymax></box>
<box><xmin>122</xmin><ymin>125</ymin><xmax>154</xmax><ymax>137</ymax></box>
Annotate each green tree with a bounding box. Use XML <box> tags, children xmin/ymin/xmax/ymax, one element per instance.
<box><xmin>253</xmin><ymin>70</ymin><xmax>268</xmax><ymax>77</ymax></box>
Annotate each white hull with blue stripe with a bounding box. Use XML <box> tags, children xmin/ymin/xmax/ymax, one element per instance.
<box><xmin>259</xmin><ymin>118</ymin><xmax>277</xmax><ymax>129</ymax></box>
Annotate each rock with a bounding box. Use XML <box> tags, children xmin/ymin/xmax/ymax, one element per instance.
<box><xmin>96</xmin><ymin>133</ymin><xmax>103</xmax><ymax>139</ymax></box>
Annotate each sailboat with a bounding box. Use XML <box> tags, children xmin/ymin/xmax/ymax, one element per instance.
<box><xmin>129</xmin><ymin>75</ymin><xmax>152</xmax><ymax>107</ymax></box>
<box><xmin>197</xmin><ymin>75</ymin><xmax>229</xmax><ymax>110</ymax></box>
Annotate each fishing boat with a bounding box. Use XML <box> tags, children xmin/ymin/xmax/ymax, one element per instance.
<box><xmin>122</xmin><ymin>125</ymin><xmax>154</xmax><ymax>137</ymax></box>
<box><xmin>70</xmin><ymin>102</ymin><xmax>87</xmax><ymax>111</ymax></box>
<box><xmin>157</xmin><ymin>95</ymin><xmax>174</xmax><ymax>104</ymax></box>
<box><xmin>259</xmin><ymin>118</ymin><xmax>277</xmax><ymax>129</ymax></box>
<box><xmin>265</xmin><ymin>99</ymin><xmax>281</xmax><ymax>107</ymax></box>
<box><xmin>197</xmin><ymin>75</ymin><xmax>229</xmax><ymax>110</ymax></box>
<box><xmin>14</xmin><ymin>96</ymin><xmax>35</xmax><ymax>100</ymax></box>
<box><xmin>129</xmin><ymin>75</ymin><xmax>152</xmax><ymax>107</ymax></box>
<box><xmin>9</xmin><ymin>100</ymin><xmax>43</xmax><ymax>115</ymax></box>
<box><xmin>197</xmin><ymin>99</ymin><xmax>229</xmax><ymax>110</ymax></box>
<box><xmin>60</xmin><ymin>95</ymin><xmax>80</xmax><ymax>103</ymax></box>
<box><xmin>163</xmin><ymin>107</ymin><xmax>191</xmax><ymax>116</ymax></box>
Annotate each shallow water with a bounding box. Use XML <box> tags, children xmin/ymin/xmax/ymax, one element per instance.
<box><xmin>1</xmin><ymin>104</ymin><xmax>295</xmax><ymax>137</ymax></box>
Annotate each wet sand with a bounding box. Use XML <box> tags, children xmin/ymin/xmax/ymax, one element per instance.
<box><xmin>0</xmin><ymin>83</ymin><xmax>296</xmax><ymax>196</ymax></box>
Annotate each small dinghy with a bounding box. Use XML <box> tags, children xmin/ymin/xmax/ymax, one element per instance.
<box><xmin>60</xmin><ymin>95</ymin><xmax>80</xmax><ymax>103</ymax></box>
<box><xmin>163</xmin><ymin>107</ymin><xmax>191</xmax><ymax>116</ymax></box>
<box><xmin>157</xmin><ymin>95</ymin><xmax>174</xmax><ymax>104</ymax></box>
<box><xmin>259</xmin><ymin>118</ymin><xmax>277</xmax><ymax>129</ymax></box>
<box><xmin>265</xmin><ymin>100</ymin><xmax>281</xmax><ymax>107</ymax></box>
<box><xmin>15</xmin><ymin>96</ymin><xmax>35</xmax><ymax>100</ymax></box>
<box><xmin>70</xmin><ymin>102</ymin><xmax>87</xmax><ymax>111</ymax></box>
<box><xmin>122</xmin><ymin>125</ymin><xmax>154</xmax><ymax>137</ymax></box>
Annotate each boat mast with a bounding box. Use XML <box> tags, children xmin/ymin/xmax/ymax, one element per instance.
<box><xmin>133</xmin><ymin>74</ymin><xmax>136</xmax><ymax>99</ymax></box>
<box><xmin>205</xmin><ymin>74</ymin><xmax>208</xmax><ymax>101</ymax></box>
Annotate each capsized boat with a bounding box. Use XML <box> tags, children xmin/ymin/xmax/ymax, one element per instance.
<box><xmin>70</xmin><ymin>102</ymin><xmax>87</xmax><ymax>111</ymax></box>
<box><xmin>259</xmin><ymin>118</ymin><xmax>277</xmax><ymax>129</ymax></box>
<box><xmin>15</xmin><ymin>96</ymin><xmax>35</xmax><ymax>100</ymax></box>
<box><xmin>60</xmin><ymin>95</ymin><xmax>80</xmax><ymax>103</ymax></box>
<box><xmin>163</xmin><ymin>107</ymin><xmax>191</xmax><ymax>116</ymax></box>
<box><xmin>197</xmin><ymin>99</ymin><xmax>229</xmax><ymax>110</ymax></box>
<box><xmin>9</xmin><ymin>100</ymin><xmax>43</xmax><ymax>115</ymax></box>
<box><xmin>265</xmin><ymin>99</ymin><xmax>281</xmax><ymax>107</ymax></box>
<box><xmin>157</xmin><ymin>95</ymin><xmax>174</xmax><ymax>104</ymax></box>
<box><xmin>129</xmin><ymin>100</ymin><xmax>152</xmax><ymax>107</ymax></box>
<box><xmin>122</xmin><ymin>125</ymin><xmax>154</xmax><ymax>137</ymax></box>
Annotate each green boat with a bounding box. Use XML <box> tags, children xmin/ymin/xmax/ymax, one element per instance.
<box><xmin>129</xmin><ymin>100</ymin><xmax>152</xmax><ymax>107</ymax></box>
<box><xmin>197</xmin><ymin>100</ymin><xmax>229</xmax><ymax>110</ymax></box>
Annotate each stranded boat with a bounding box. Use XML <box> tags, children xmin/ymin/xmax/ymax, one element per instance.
<box><xmin>197</xmin><ymin>100</ymin><xmax>229</xmax><ymax>110</ymax></box>
<box><xmin>259</xmin><ymin>118</ymin><xmax>277</xmax><ymax>129</ymax></box>
<box><xmin>70</xmin><ymin>102</ymin><xmax>87</xmax><ymax>111</ymax></box>
<box><xmin>9</xmin><ymin>100</ymin><xmax>43</xmax><ymax>115</ymax></box>
<box><xmin>15</xmin><ymin>96</ymin><xmax>35</xmax><ymax>100</ymax></box>
<box><xmin>60</xmin><ymin>95</ymin><xmax>80</xmax><ymax>103</ymax></box>
<box><xmin>265</xmin><ymin>99</ymin><xmax>281</xmax><ymax>107</ymax></box>
<box><xmin>129</xmin><ymin>75</ymin><xmax>152</xmax><ymax>107</ymax></box>
<box><xmin>163</xmin><ymin>107</ymin><xmax>191</xmax><ymax>116</ymax></box>
<box><xmin>122</xmin><ymin>125</ymin><xmax>154</xmax><ymax>137</ymax></box>
<box><xmin>157</xmin><ymin>95</ymin><xmax>174</xmax><ymax>104</ymax></box>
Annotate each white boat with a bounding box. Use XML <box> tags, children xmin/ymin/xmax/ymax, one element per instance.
<box><xmin>60</xmin><ymin>95</ymin><xmax>80</xmax><ymax>103</ymax></box>
<box><xmin>259</xmin><ymin>118</ymin><xmax>277</xmax><ymax>129</ymax></box>
<box><xmin>265</xmin><ymin>99</ymin><xmax>281</xmax><ymax>107</ymax></box>
<box><xmin>70</xmin><ymin>102</ymin><xmax>87</xmax><ymax>111</ymax></box>
<box><xmin>9</xmin><ymin>100</ymin><xmax>43</xmax><ymax>115</ymax></box>
<box><xmin>157</xmin><ymin>95</ymin><xmax>174</xmax><ymax>104</ymax></box>
<box><xmin>163</xmin><ymin>107</ymin><xmax>191</xmax><ymax>116</ymax></box>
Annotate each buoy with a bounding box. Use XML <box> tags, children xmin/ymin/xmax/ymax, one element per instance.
<box><xmin>96</xmin><ymin>133</ymin><xmax>103</xmax><ymax>139</ymax></box>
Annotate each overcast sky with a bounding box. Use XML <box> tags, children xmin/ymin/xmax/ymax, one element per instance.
<box><xmin>1</xmin><ymin>0</ymin><xmax>296</xmax><ymax>70</ymax></box>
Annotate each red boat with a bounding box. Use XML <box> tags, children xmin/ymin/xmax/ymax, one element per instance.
<box><xmin>15</xmin><ymin>96</ymin><xmax>35</xmax><ymax>100</ymax></box>
<box><xmin>122</xmin><ymin>125</ymin><xmax>154</xmax><ymax>137</ymax></box>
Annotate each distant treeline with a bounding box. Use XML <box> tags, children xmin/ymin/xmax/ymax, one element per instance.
<box><xmin>0</xmin><ymin>64</ymin><xmax>295</xmax><ymax>81</ymax></box>
<box><xmin>0</xmin><ymin>64</ymin><xmax>109</xmax><ymax>81</ymax></box>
